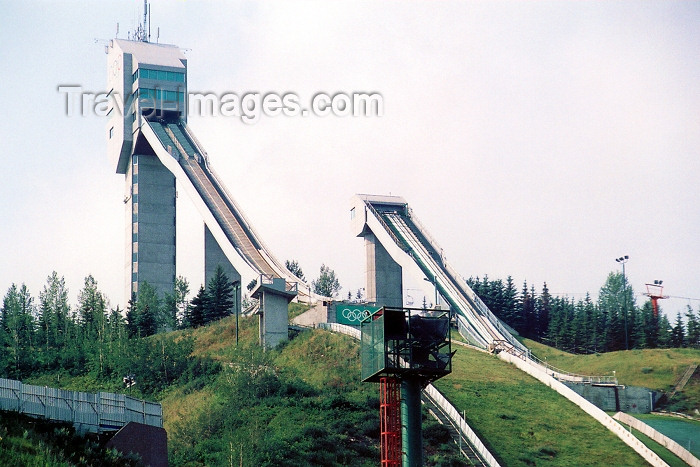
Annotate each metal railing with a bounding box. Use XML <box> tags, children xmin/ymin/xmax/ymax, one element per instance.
<box><xmin>0</xmin><ymin>378</ymin><xmax>162</xmax><ymax>434</ymax></box>
<box><xmin>492</xmin><ymin>341</ymin><xmax>618</xmax><ymax>385</ymax></box>
<box><xmin>363</xmin><ymin>201</ymin><xmax>408</xmax><ymax>253</ymax></box>
<box><xmin>405</xmin><ymin>207</ymin><xmax>528</xmax><ymax>355</ymax></box>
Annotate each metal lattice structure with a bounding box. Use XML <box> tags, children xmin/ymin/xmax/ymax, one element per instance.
<box><xmin>380</xmin><ymin>377</ymin><xmax>402</xmax><ymax>466</ymax></box>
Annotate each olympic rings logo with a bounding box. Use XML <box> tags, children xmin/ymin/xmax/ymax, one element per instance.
<box><xmin>341</xmin><ymin>308</ymin><xmax>371</xmax><ymax>322</ymax></box>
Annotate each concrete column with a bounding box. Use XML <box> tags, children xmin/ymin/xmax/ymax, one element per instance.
<box><xmin>204</xmin><ymin>224</ymin><xmax>241</xmax><ymax>285</ymax></box>
<box><xmin>204</xmin><ymin>224</ymin><xmax>242</xmax><ymax>326</ymax></box>
<box><xmin>365</xmin><ymin>231</ymin><xmax>403</xmax><ymax>307</ymax></box>
<box><xmin>127</xmin><ymin>153</ymin><xmax>176</xmax><ymax>300</ymax></box>
<box><xmin>252</xmin><ymin>279</ymin><xmax>297</xmax><ymax>349</ymax></box>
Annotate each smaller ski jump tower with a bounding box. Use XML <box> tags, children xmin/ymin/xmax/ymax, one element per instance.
<box><xmin>105</xmin><ymin>14</ymin><xmax>305</xmax><ymax>347</ymax></box>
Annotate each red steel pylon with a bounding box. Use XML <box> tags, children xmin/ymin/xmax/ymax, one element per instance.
<box><xmin>380</xmin><ymin>376</ymin><xmax>402</xmax><ymax>466</ymax></box>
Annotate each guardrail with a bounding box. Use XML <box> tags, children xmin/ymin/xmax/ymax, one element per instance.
<box><xmin>0</xmin><ymin>378</ymin><xmax>162</xmax><ymax>434</ymax></box>
<box><xmin>364</xmin><ymin>201</ymin><xmax>408</xmax><ymax>253</ymax></box>
<box><xmin>423</xmin><ymin>385</ymin><xmax>501</xmax><ymax>467</ymax></box>
<box><xmin>492</xmin><ymin>341</ymin><xmax>617</xmax><ymax>385</ymax></box>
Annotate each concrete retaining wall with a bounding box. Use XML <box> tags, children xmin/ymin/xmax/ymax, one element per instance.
<box><xmin>563</xmin><ymin>382</ymin><xmax>656</xmax><ymax>413</ymax></box>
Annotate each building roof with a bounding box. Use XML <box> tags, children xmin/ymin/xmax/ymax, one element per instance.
<box><xmin>113</xmin><ymin>39</ymin><xmax>186</xmax><ymax>69</ymax></box>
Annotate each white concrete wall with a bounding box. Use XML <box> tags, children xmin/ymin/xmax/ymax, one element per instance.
<box><xmin>614</xmin><ymin>412</ymin><xmax>700</xmax><ymax>467</ymax></box>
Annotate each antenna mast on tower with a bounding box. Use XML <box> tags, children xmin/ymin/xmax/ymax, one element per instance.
<box><xmin>133</xmin><ymin>0</ymin><xmax>150</xmax><ymax>42</ymax></box>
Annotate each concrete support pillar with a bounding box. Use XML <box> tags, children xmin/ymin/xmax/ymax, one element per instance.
<box><xmin>127</xmin><ymin>153</ymin><xmax>176</xmax><ymax>301</ymax></box>
<box><xmin>365</xmin><ymin>231</ymin><xmax>403</xmax><ymax>308</ymax></box>
<box><xmin>204</xmin><ymin>224</ymin><xmax>241</xmax><ymax>320</ymax></box>
<box><xmin>252</xmin><ymin>278</ymin><xmax>297</xmax><ymax>349</ymax></box>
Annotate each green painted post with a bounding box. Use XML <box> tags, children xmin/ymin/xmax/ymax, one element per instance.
<box><xmin>401</xmin><ymin>377</ymin><xmax>423</xmax><ymax>467</ymax></box>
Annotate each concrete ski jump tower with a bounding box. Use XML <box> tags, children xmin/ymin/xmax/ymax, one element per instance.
<box><xmin>105</xmin><ymin>11</ymin><xmax>303</xmax><ymax>347</ymax></box>
<box><xmin>106</xmin><ymin>36</ymin><xmax>187</xmax><ymax>301</ymax></box>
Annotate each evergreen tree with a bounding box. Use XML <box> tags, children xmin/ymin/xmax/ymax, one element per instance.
<box><xmin>285</xmin><ymin>259</ymin><xmax>306</xmax><ymax>282</ymax></box>
<box><xmin>631</xmin><ymin>307</ymin><xmax>648</xmax><ymax>349</ymax></box>
<box><xmin>671</xmin><ymin>311</ymin><xmax>685</xmax><ymax>348</ymax></box>
<box><xmin>206</xmin><ymin>266</ymin><xmax>234</xmax><ymax>323</ymax></box>
<box><xmin>2</xmin><ymin>284</ymin><xmax>36</xmax><ymax>378</ymax></box>
<box><xmin>535</xmin><ymin>282</ymin><xmax>551</xmax><ymax>340</ymax></box>
<box><xmin>77</xmin><ymin>275</ymin><xmax>106</xmax><ymax>332</ymax></box>
<box><xmin>186</xmin><ymin>286</ymin><xmax>208</xmax><ymax>328</ymax></box>
<box><xmin>36</xmin><ymin>272</ymin><xmax>70</xmax><ymax>369</ymax></box>
<box><xmin>135</xmin><ymin>282</ymin><xmax>159</xmax><ymax>337</ymax></box>
<box><xmin>502</xmin><ymin>276</ymin><xmax>518</xmax><ymax>327</ymax></box>
<box><xmin>685</xmin><ymin>306</ymin><xmax>700</xmax><ymax>349</ymax></box>
<box><xmin>599</xmin><ymin>272</ymin><xmax>633</xmax><ymax>351</ymax></box>
<box><xmin>125</xmin><ymin>293</ymin><xmax>139</xmax><ymax>338</ymax></box>
<box><xmin>640</xmin><ymin>301</ymin><xmax>659</xmax><ymax>349</ymax></box>
<box><xmin>657</xmin><ymin>314</ymin><xmax>673</xmax><ymax>348</ymax></box>
<box><xmin>520</xmin><ymin>281</ymin><xmax>536</xmax><ymax>338</ymax></box>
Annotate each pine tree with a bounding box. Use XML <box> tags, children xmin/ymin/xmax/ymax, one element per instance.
<box><xmin>186</xmin><ymin>286</ymin><xmax>208</xmax><ymax>328</ymax></box>
<box><xmin>535</xmin><ymin>283</ymin><xmax>551</xmax><ymax>340</ymax></box>
<box><xmin>685</xmin><ymin>305</ymin><xmax>700</xmax><ymax>349</ymax></box>
<box><xmin>502</xmin><ymin>276</ymin><xmax>518</xmax><ymax>328</ymax></box>
<box><xmin>125</xmin><ymin>293</ymin><xmax>139</xmax><ymax>337</ymax></box>
<box><xmin>630</xmin><ymin>308</ymin><xmax>647</xmax><ymax>349</ymax></box>
<box><xmin>36</xmin><ymin>272</ymin><xmax>70</xmax><ymax>369</ymax></box>
<box><xmin>2</xmin><ymin>284</ymin><xmax>36</xmax><ymax>378</ymax></box>
<box><xmin>520</xmin><ymin>281</ymin><xmax>536</xmax><ymax>338</ymax></box>
<box><xmin>135</xmin><ymin>282</ymin><xmax>160</xmax><ymax>337</ymax></box>
<box><xmin>599</xmin><ymin>272</ymin><xmax>632</xmax><ymax>351</ymax></box>
<box><xmin>640</xmin><ymin>301</ymin><xmax>659</xmax><ymax>349</ymax></box>
<box><xmin>671</xmin><ymin>311</ymin><xmax>685</xmax><ymax>348</ymax></box>
<box><xmin>657</xmin><ymin>314</ymin><xmax>673</xmax><ymax>348</ymax></box>
<box><xmin>285</xmin><ymin>259</ymin><xmax>306</xmax><ymax>282</ymax></box>
<box><xmin>206</xmin><ymin>266</ymin><xmax>234</xmax><ymax>323</ymax></box>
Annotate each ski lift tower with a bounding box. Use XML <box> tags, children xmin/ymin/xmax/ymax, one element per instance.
<box><xmin>644</xmin><ymin>280</ymin><xmax>669</xmax><ymax>318</ymax></box>
<box><xmin>361</xmin><ymin>307</ymin><xmax>454</xmax><ymax>467</ymax></box>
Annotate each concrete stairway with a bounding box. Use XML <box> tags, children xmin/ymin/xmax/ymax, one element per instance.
<box><xmin>668</xmin><ymin>364</ymin><xmax>698</xmax><ymax>400</ymax></box>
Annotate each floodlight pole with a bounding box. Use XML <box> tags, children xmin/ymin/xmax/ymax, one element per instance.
<box><xmin>615</xmin><ymin>256</ymin><xmax>629</xmax><ymax>351</ymax></box>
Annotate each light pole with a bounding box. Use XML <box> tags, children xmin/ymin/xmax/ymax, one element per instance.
<box><xmin>423</xmin><ymin>276</ymin><xmax>438</xmax><ymax>309</ymax></box>
<box><xmin>615</xmin><ymin>255</ymin><xmax>629</xmax><ymax>350</ymax></box>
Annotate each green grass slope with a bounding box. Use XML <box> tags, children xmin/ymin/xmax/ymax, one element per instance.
<box><xmin>435</xmin><ymin>346</ymin><xmax>652</xmax><ymax>467</ymax></box>
<box><xmin>161</xmin><ymin>315</ymin><xmax>464</xmax><ymax>466</ymax></box>
<box><xmin>522</xmin><ymin>338</ymin><xmax>700</xmax><ymax>415</ymax></box>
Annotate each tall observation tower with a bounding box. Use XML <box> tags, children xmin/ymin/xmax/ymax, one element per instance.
<box><xmin>106</xmin><ymin>36</ymin><xmax>186</xmax><ymax>301</ymax></box>
<box><xmin>104</xmin><ymin>12</ymin><xmax>309</xmax><ymax>346</ymax></box>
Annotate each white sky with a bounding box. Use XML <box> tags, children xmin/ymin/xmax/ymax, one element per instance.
<box><xmin>0</xmin><ymin>1</ymin><xmax>698</xmax><ymax>319</ymax></box>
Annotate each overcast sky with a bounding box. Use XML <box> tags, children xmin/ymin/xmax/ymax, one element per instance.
<box><xmin>1</xmin><ymin>1</ymin><xmax>698</xmax><ymax>319</ymax></box>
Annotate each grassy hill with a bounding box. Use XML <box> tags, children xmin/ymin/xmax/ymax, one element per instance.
<box><xmin>163</xmin><ymin>315</ymin><xmax>695</xmax><ymax>466</ymax></box>
<box><xmin>522</xmin><ymin>338</ymin><xmax>700</xmax><ymax>415</ymax></box>
<box><xmin>5</xmin><ymin>310</ymin><xmax>699</xmax><ymax>466</ymax></box>
<box><xmin>159</xmin><ymin>315</ymin><xmax>465</xmax><ymax>466</ymax></box>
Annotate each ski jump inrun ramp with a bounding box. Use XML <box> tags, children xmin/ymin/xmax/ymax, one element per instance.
<box><xmin>139</xmin><ymin>116</ymin><xmax>316</xmax><ymax>302</ymax></box>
